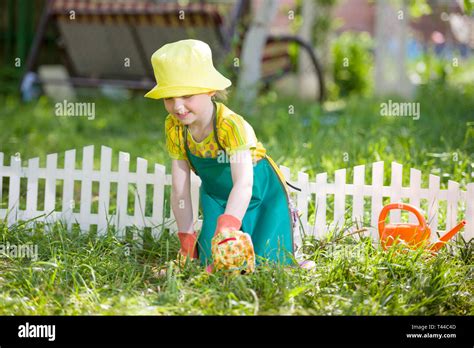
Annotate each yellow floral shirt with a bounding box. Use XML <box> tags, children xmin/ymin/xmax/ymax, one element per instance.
<box><xmin>164</xmin><ymin>102</ymin><xmax>289</xmax><ymax>194</ymax></box>
<box><xmin>165</xmin><ymin>102</ymin><xmax>264</xmax><ymax>160</ymax></box>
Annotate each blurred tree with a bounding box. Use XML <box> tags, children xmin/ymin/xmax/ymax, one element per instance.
<box><xmin>374</xmin><ymin>0</ymin><xmax>432</xmax><ymax>98</ymax></box>
<box><xmin>235</xmin><ymin>0</ymin><xmax>278</xmax><ymax>114</ymax></box>
<box><xmin>375</xmin><ymin>0</ymin><xmax>410</xmax><ymax>97</ymax></box>
<box><xmin>298</xmin><ymin>0</ymin><xmax>338</xmax><ymax>98</ymax></box>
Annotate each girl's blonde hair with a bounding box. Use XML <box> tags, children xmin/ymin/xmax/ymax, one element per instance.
<box><xmin>212</xmin><ymin>89</ymin><xmax>229</xmax><ymax>103</ymax></box>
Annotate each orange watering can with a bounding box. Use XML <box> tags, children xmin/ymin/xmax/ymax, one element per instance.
<box><xmin>378</xmin><ymin>203</ymin><xmax>466</xmax><ymax>253</ymax></box>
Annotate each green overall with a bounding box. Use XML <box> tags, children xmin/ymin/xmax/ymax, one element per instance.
<box><xmin>183</xmin><ymin>102</ymin><xmax>295</xmax><ymax>267</ymax></box>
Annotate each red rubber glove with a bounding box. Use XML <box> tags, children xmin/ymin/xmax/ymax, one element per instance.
<box><xmin>214</xmin><ymin>214</ymin><xmax>242</xmax><ymax>237</ymax></box>
<box><xmin>177</xmin><ymin>231</ymin><xmax>198</xmax><ymax>259</ymax></box>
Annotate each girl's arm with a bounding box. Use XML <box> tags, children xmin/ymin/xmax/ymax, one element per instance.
<box><xmin>171</xmin><ymin>159</ymin><xmax>194</xmax><ymax>233</ymax></box>
<box><xmin>224</xmin><ymin>149</ymin><xmax>254</xmax><ymax>221</ymax></box>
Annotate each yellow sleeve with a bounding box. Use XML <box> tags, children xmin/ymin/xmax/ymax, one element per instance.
<box><xmin>164</xmin><ymin>114</ymin><xmax>187</xmax><ymax>160</ymax></box>
<box><xmin>219</xmin><ymin>114</ymin><xmax>258</xmax><ymax>156</ymax></box>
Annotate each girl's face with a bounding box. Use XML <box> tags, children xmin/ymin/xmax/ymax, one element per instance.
<box><xmin>163</xmin><ymin>92</ymin><xmax>215</xmax><ymax>126</ymax></box>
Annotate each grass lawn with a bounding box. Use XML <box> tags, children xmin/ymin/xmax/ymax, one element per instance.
<box><xmin>0</xmin><ymin>81</ymin><xmax>472</xmax><ymax>315</ymax></box>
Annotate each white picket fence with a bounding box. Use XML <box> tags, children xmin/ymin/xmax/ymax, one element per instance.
<box><xmin>0</xmin><ymin>145</ymin><xmax>472</xmax><ymax>246</ymax></box>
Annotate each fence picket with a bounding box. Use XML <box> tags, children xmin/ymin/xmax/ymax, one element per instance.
<box><xmin>62</xmin><ymin>149</ymin><xmax>76</xmax><ymax>231</ymax></box>
<box><xmin>26</xmin><ymin>157</ymin><xmax>39</xmax><ymax>220</ymax></box>
<box><xmin>44</xmin><ymin>153</ymin><xmax>58</xmax><ymax>229</ymax></box>
<box><xmin>428</xmin><ymin>174</ymin><xmax>440</xmax><ymax>242</ymax></box>
<box><xmin>296</xmin><ymin>170</ymin><xmax>309</xmax><ymax>244</ymax></box>
<box><xmin>334</xmin><ymin>168</ymin><xmax>346</xmax><ymax>229</ymax></box>
<box><xmin>315</xmin><ymin>172</ymin><xmax>327</xmax><ymax>237</ymax></box>
<box><xmin>409</xmin><ymin>167</ymin><xmax>421</xmax><ymax>224</ymax></box>
<box><xmin>116</xmin><ymin>151</ymin><xmax>130</xmax><ymax>237</ymax></box>
<box><xmin>79</xmin><ymin>146</ymin><xmax>94</xmax><ymax>232</ymax></box>
<box><xmin>98</xmin><ymin>146</ymin><xmax>112</xmax><ymax>235</ymax></box>
<box><xmin>168</xmin><ymin>173</ymin><xmax>176</xmax><ymax>233</ymax></box>
<box><xmin>446</xmin><ymin>180</ymin><xmax>460</xmax><ymax>233</ymax></box>
<box><xmin>371</xmin><ymin>161</ymin><xmax>384</xmax><ymax>241</ymax></box>
<box><xmin>0</xmin><ymin>152</ymin><xmax>3</xmax><ymax>208</ymax></box>
<box><xmin>152</xmin><ymin>163</ymin><xmax>166</xmax><ymax>238</ymax></box>
<box><xmin>26</xmin><ymin>157</ymin><xmax>39</xmax><ymax>216</ymax></box>
<box><xmin>390</xmin><ymin>162</ymin><xmax>403</xmax><ymax>223</ymax></box>
<box><xmin>466</xmin><ymin>183</ymin><xmax>474</xmax><ymax>241</ymax></box>
<box><xmin>131</xmin><ymin>156</ymin><xmax>148</xmax><ymax>246</ymax></box>
<box><xmin>352</xmin><ymin>165</ymin><xmax>365</xmax><ymax>229</ymax></box>
<box><xmin>8</xmin><ymin>155</ymin><xmax>21</xmax><ymax>226</ymax></box>
<box><xmin>134</xmin><ymin>157</ymin><xmax>148</xmax><ymax>230</ymax></box>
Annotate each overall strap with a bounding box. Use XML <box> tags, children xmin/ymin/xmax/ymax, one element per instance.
<box><xmin>182</xmin><ymin>101</ymin><xmax>220</xmax><ymax>175</ymax></box>
<box><xmin>183</xmin><ymin>126</ymin><xmax>199</xmax><ymax>175</ymax></box>
<box><xmin>212</xmin><ymin>101</ymin><xmax>226</xmax><ymax>154</ymax></box>
<box><xmin>286</xmin><ymin>181</ymin><xmax>302</xmax><ymax>192</ymax></box>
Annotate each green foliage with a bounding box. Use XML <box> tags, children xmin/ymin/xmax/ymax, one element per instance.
<box><xmin>408</xmin><ymin>50</ymin><xmax>474</xmax><ymax>88</ymax></box>
<box><xmin>310</xmin><ymin>0</ymin><xmax>339</xmax><ymax>48</ymax></box>
<box><xmin>407</xmin><ymin>51</ymin><xmax>448</xmax><ymax>84</ymax></box>
<box><xmin>407</xmin><ymin>0</ymin><xmax>432</xmax><ymax>18</ymax></box>
<box><xmin>330</xmin><ymin>31</ymin><xmax>374</xmax><ymax>99</ymax></box>
<box><xmin>0</xmin><ymin>66</ymin><xmax>23</xmax><ymax>95</ymax></box>
<box><xmin>463</xmin><ymin>0</ymin><xmax>473</xmax><ymax>15</ymax></box>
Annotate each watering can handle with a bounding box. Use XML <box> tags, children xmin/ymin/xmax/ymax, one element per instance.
<box><xmin>378</xmin><ymin>203</ymin><xmax>427</xmax><ymax>237</ymax></box>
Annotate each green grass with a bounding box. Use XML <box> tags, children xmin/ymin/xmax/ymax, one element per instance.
<box><xmin>0</xmin><ymin>217</ymin><xmax>471</xmax><ymax>315</ymax></box>
<box><xmin>0</xmin><ymin>81</ymin><xmax>473</xmax><ymax>315</ymax></box>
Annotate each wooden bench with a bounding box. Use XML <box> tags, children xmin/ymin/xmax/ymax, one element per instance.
<box><xmin>23</xmin><ymin>0</ymin><xmax>324</xmax><ymax>101</ymax></box>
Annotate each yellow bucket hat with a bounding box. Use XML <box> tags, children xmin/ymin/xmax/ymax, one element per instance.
<box><xmin>144</xmin><ymin>39</ymin><xmax>232</xmax><ymax>100</ymax></box>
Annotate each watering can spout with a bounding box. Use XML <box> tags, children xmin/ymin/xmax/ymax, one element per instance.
<box><xmin>429</xmin><ymin>220</ymin><xmax>467</xmax><ymax>253</ymax></box>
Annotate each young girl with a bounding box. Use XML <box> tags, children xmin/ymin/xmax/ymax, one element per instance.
<box><xmin>145</xmin><ymin>39</ymin><xmax>296</xmax><ymax>270</ymax></box>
